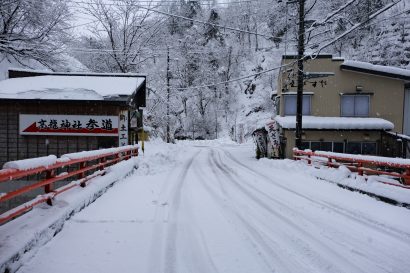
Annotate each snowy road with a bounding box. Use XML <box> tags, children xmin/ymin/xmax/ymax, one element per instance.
<box><xmin>16</xmin><ymin>142</ymin><xmax>410</xmax><ymax>273</ymax></box>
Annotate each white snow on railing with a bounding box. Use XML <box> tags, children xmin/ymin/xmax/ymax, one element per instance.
<box><xmin>3</xmin><ymin>155</ymin><xmax>58</xmax><ymax>171</ymax></box>
<box><xmin>1</xmin><ymin>145</ymin><xmax>139</xmax><ymax>171</ymax></box>
<box><xmin>60</xmin><ymin>145</ymin><xmax>139</xmax><ymax>160</ymax></box>
<box><xmin>313</xmin><ymin>150</ymin><xmax>410</xmax><ymax>166</ymax></box>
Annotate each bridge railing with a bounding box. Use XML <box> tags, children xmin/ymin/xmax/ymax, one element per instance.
<box><xmin>293</xmin><ymin>149</ymin><xmax>410</xmax><ymax>188</ymax></box>
<box><xmin>0</xmin><ymin>145</ymin><xmax>138</xmax><ymax>225</ymax></box>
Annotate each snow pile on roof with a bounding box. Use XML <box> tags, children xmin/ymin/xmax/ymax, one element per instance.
<box><xmin>0</xmin><ymin>75</ymin><xmax>145</xmax><ymax>100</ymax></box>
<box><xmin>275</xmin><ymin>116</ymin><xmax>394</xmax><ymax>130</ymax></box>
<box><xmin>386</xmin><ymin>131</ymin><xmax>410</xmax><ymax>140</ymax></box>
<box><xmin>342</xmin><ymin>60</ymin><xmax>410</xmax><ymax>78</ymax></box>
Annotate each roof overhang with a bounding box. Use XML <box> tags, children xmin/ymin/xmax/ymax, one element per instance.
<box><xmin>341</xmin><ymin>61</ymin><xmax>410</xmax><ymax>82</ymax></box>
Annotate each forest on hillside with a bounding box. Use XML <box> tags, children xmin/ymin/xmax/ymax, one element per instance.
<box><xmin>1</xmin><ymin>0</ymin><xmax>409</xmax><ymax>140</ymax></box>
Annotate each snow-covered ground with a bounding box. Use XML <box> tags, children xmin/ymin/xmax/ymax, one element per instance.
<box><xmin>2</xmin><ymin>139</ymin><xmax>410</xmax><ymax>273</ymax></box>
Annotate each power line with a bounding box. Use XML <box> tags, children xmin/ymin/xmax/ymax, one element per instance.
<box><xmin>172</xmin><ymin>62</ymin><xmax>296</xmax><ymax>91</ymax></box>
<box><xmin>67</xmin><ymin>0</ymin><xmax>278</xmax><ymax>40</ymax></box>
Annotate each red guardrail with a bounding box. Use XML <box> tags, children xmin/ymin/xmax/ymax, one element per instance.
<box><xmin>293</xmin><ymin>149</ymin><xmax>410</xmax><ymax>188</ymax></box>
<box><xmin>0</xmin><ymin>145</ymin><xmax>138</xmax><ymax>225</ymax></box>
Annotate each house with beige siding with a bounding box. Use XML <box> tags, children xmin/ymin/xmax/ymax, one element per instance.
<box><xmin>270</xmin><ymin>54</ymin><xmax>410</xmax><ymax>159</ymax></box>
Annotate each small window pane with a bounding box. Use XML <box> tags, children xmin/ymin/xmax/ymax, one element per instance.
<box><xmin>341</xmin><ymin>96</ymin><xmax>355</xmax><ymax>116</ymax></box>
<box><xmin>333</xmin><ymin>142</ymin><xmax>344</xmax><ymax>153</ymax></box>
<box><xmin>284</xmin><ymin>95</ymin><xmax>296</xmax><ymax>115</ymax></box>
<box><xmin>346</xmin><ymin>142</ymin><xmax>361</xmax><ymax>154</ymax></box>
<box><xmin>303</xmin><ymin>95</ymin><xmax>311</xmax><ymax>115</ymax></box>
<box><xmin>320</xmin><ymin>142</ymin><xmax>332</xmax><ymax>152</ymax></box>
<box><xmin>284</xmin><ymin>95</ymin><xmax>311</xmax><ymax>116</ymax></box>
<box><xmin>362</xmin><ymin>142</ymin><xmax>377</xmax><ymax>155</ymax></box>
<box><xmin>311</xmin><ymin>142</ymin><xmax>321</xmax><ymax>151</ymax></box>
<box><xmin>300</xmin><ymin>141</ymin><xmax>310</xmax><ymax>150</ymax></box>
<box><xmin>355</xmin><ymin>96</ymin><xmax>369</xmax><ymax>117</ymax></box>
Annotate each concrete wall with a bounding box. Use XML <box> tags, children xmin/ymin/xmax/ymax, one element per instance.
<box><xmin>0</xmin><ymin>101</ymin><xmax>123</xmax><ymax>167</ymax></box>
<box><xmin>278</xmin><ymin>57</ymin><xmax>405</xmax><ymax>133</ymax></box>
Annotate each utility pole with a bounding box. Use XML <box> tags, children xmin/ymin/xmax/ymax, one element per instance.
<box><xmin>295</xmin><ymin>0</ymin><xmax>305</xmax><ymax>149</ymax></box>
<box><xmin>166</xmin><ymin>46</ymin><xmax>171</xmax><ymax>143</ymax></box>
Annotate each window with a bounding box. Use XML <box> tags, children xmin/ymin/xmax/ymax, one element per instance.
<box><xmin>302</xmin><ymin>141</ymin><xmax>343</xmax><ymax>153</ymax></box>
<box><xmin>333</xmin><ymin>142</ymin><xmax>344</xmax><ymax>153</ymax></box>
<box><xmin>341</xmin><ymin>95</ymin><xmax>370</xmax><ymax>117</ymax></box>
<box><xmin>300</xmin><ymin>141</ymin><xmax>310</xmax><ymax>150</ymax></box>
<box><xmin>346</xmin><ymin>142</ymin><xmax>377</xmax><ymax>155</ymax></box>
<box><xmin>284</xmin><ymin>94</ymin><xmax>311</xmax><ymax>116</ymax></box>
<box><xmin>310</xmin><ymin>141</ymin><xmax>332</xmax><ymax>152</ymax></box>
<box><xmin>346</xmin><ymin>142</ymin><xmax>362</xmax><ymax>154</ymax></box>
<box><xmin>362</xmin><ymin>142</ymin><xmax>377</xmax><ymax>155</ymax></box>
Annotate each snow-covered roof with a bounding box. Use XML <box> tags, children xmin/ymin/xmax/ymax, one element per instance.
<box><xmin>386</xmin><ymin>131</ymin><xmax>410</xmax><ymax>141</ymax></box>
<box><xmin>0</xmin><ymin>75</ymin><xmax>145</xmax><ymax>101</ymax></box>
<box><xmin>341</xmin><ymin>61</ymin><xmax>410</xmax><ymax>81</ymax></box>
<box><xmin>275</xmin><ymin>116</ymin><xmax>394</xmax><ymax>130</ymax></box>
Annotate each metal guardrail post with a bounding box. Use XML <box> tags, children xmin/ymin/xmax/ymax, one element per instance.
<box><xmin>45</xmin><ymin>170</ymin><xmax>56</xmax><ymax>205</ymax></box>
<box><xmin>79</xmin><ymin>162</ymin><xmax>87</xmax><ymax>187</ymax></box>
<box><xmin>99</xmin><ymin>157</ymin><xmax>106</xmax><ymax>171</ymax></box>
<box><xmin>357</xmin><ymin>162</ymin><xmax>363</xmax><ymax>176</ymax></box>
<box><xmin>405</xmin><ymin>168</ymin><xmax>410</xmax><ymax>185</ymax></box>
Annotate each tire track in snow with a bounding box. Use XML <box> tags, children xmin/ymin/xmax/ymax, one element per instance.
<box><xmin>215</xmin><ymin>148</ymin><xmax>410</xmax><ymax>272</ymax></box>
<box><xmin>208</xmin><ymin>148</ymin><xmax>370</xmax><ymax>273</ymax></box>
<box><xmin>193</xmin><ymin>149</ymin><xmax>299</xmax><ymax>273</ymax></box>
<box><xmin>146</xmin><ymin>150</ymin><xmax>200</xmax><ymax>273</ymax></box>
<box><xmin>220</xmin><ymin>148</ymin><xmax>410</xmax><ymax>242</ymax></box>
<box><xmin>161</xmin><ymin>150</ymin><xmax>221</xmax><ymax>273</ymax></box>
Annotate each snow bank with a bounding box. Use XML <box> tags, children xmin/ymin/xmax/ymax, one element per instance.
<box><xmin>134</xmin><ymin>139</ymin><xmax>186</xmax><ymax>176</ymax></box>
<box><xmin>3</xmin><ymin>155</ymin><xmax>57</xmax><ymax>171</ymax></box>
<box><xmin>177</xmin><ymin>137</ymin><xmax>238</xmax><ymax>147</ymax></box>
<box><xmin>0</xmin><ymin>158</ymin><xmax>138</xmax><ymax>273</ymax></box>
<box><xmin>258</xmin><ymin>158</ymin><xmax>410</xmax><ymax>205</ymax></box>
<box><xmin>275</xmin><ymin>116</ymin><xmax>394</xmax><ymax>130</ymax></box>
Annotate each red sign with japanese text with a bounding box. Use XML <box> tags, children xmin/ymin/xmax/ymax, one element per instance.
<box><xmin>19</xmin><ymin>114</ymin><xmax>119</xmax><ymax>136</ymax></box>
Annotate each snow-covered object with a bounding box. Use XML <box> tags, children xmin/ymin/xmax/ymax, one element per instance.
<box><xmin>0</xmin><ymin>75</ymin><xmax>145</xmax><ymax>100</ymax></box>
<box><xmin>314</xmin><ymin>150</ymin><xmax>410</xmax><ymax>166</ymax></box>
<box><xmin>259</xmin><ymin>158</ymin><xmax>410</xmax><ymax>205</ymax></box>
<box><xmin>0</xmin><ymin>157</ymin><xmax>138</xmax><ymax>273</ymax></box>
<box><xmin>60</xmin><ymin>145</ymin><xmax>139</xmax><ymax>160</ymax></box>
<box><xmin>1</xmin><ymin>146</ymin><xmax>138</xmax><ymax>170</ymax></box>
<box><xmin>386</xmin><ymin>131</ymin><xmax>410</xmax><ymax>140</ymax></box>
<box><xmin>275</xmin><ymin>116</ymin><xmax>394</xmax><ymax>130</ymax></box>
<box><xmin>3</xmin><ymin>155</ymin><xmax>57</xmax><ymax>171</ymax></box>
<box><xmin>342</xmin><ymin>60</ymin><xmax>410</xmax><ymax>78</ymax></box>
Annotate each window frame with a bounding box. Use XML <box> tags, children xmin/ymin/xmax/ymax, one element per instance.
<box><xmin>283</xmin><ymin>94</ymin><xmax>312</xmax><ymax>116</ymax></box>
<box><xmin>301</xmin><ymin>141</ymin><xmax>345</xmax><ymax>153</ymax></box>
<box><xmin>340</xmin><ymin>94</ymin><xmax>370</xmax><ymax>117</ymax></box>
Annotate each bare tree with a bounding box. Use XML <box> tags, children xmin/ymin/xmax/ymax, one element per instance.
<box><xmin>0</xmin><ymin>0</ymin><xmax>71</xmax><ymax>67</ymax></box>
<box><xmin>84</xmin><ymin>0</ymin><xmax>165</xmax><ymax>73</ymax></box>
